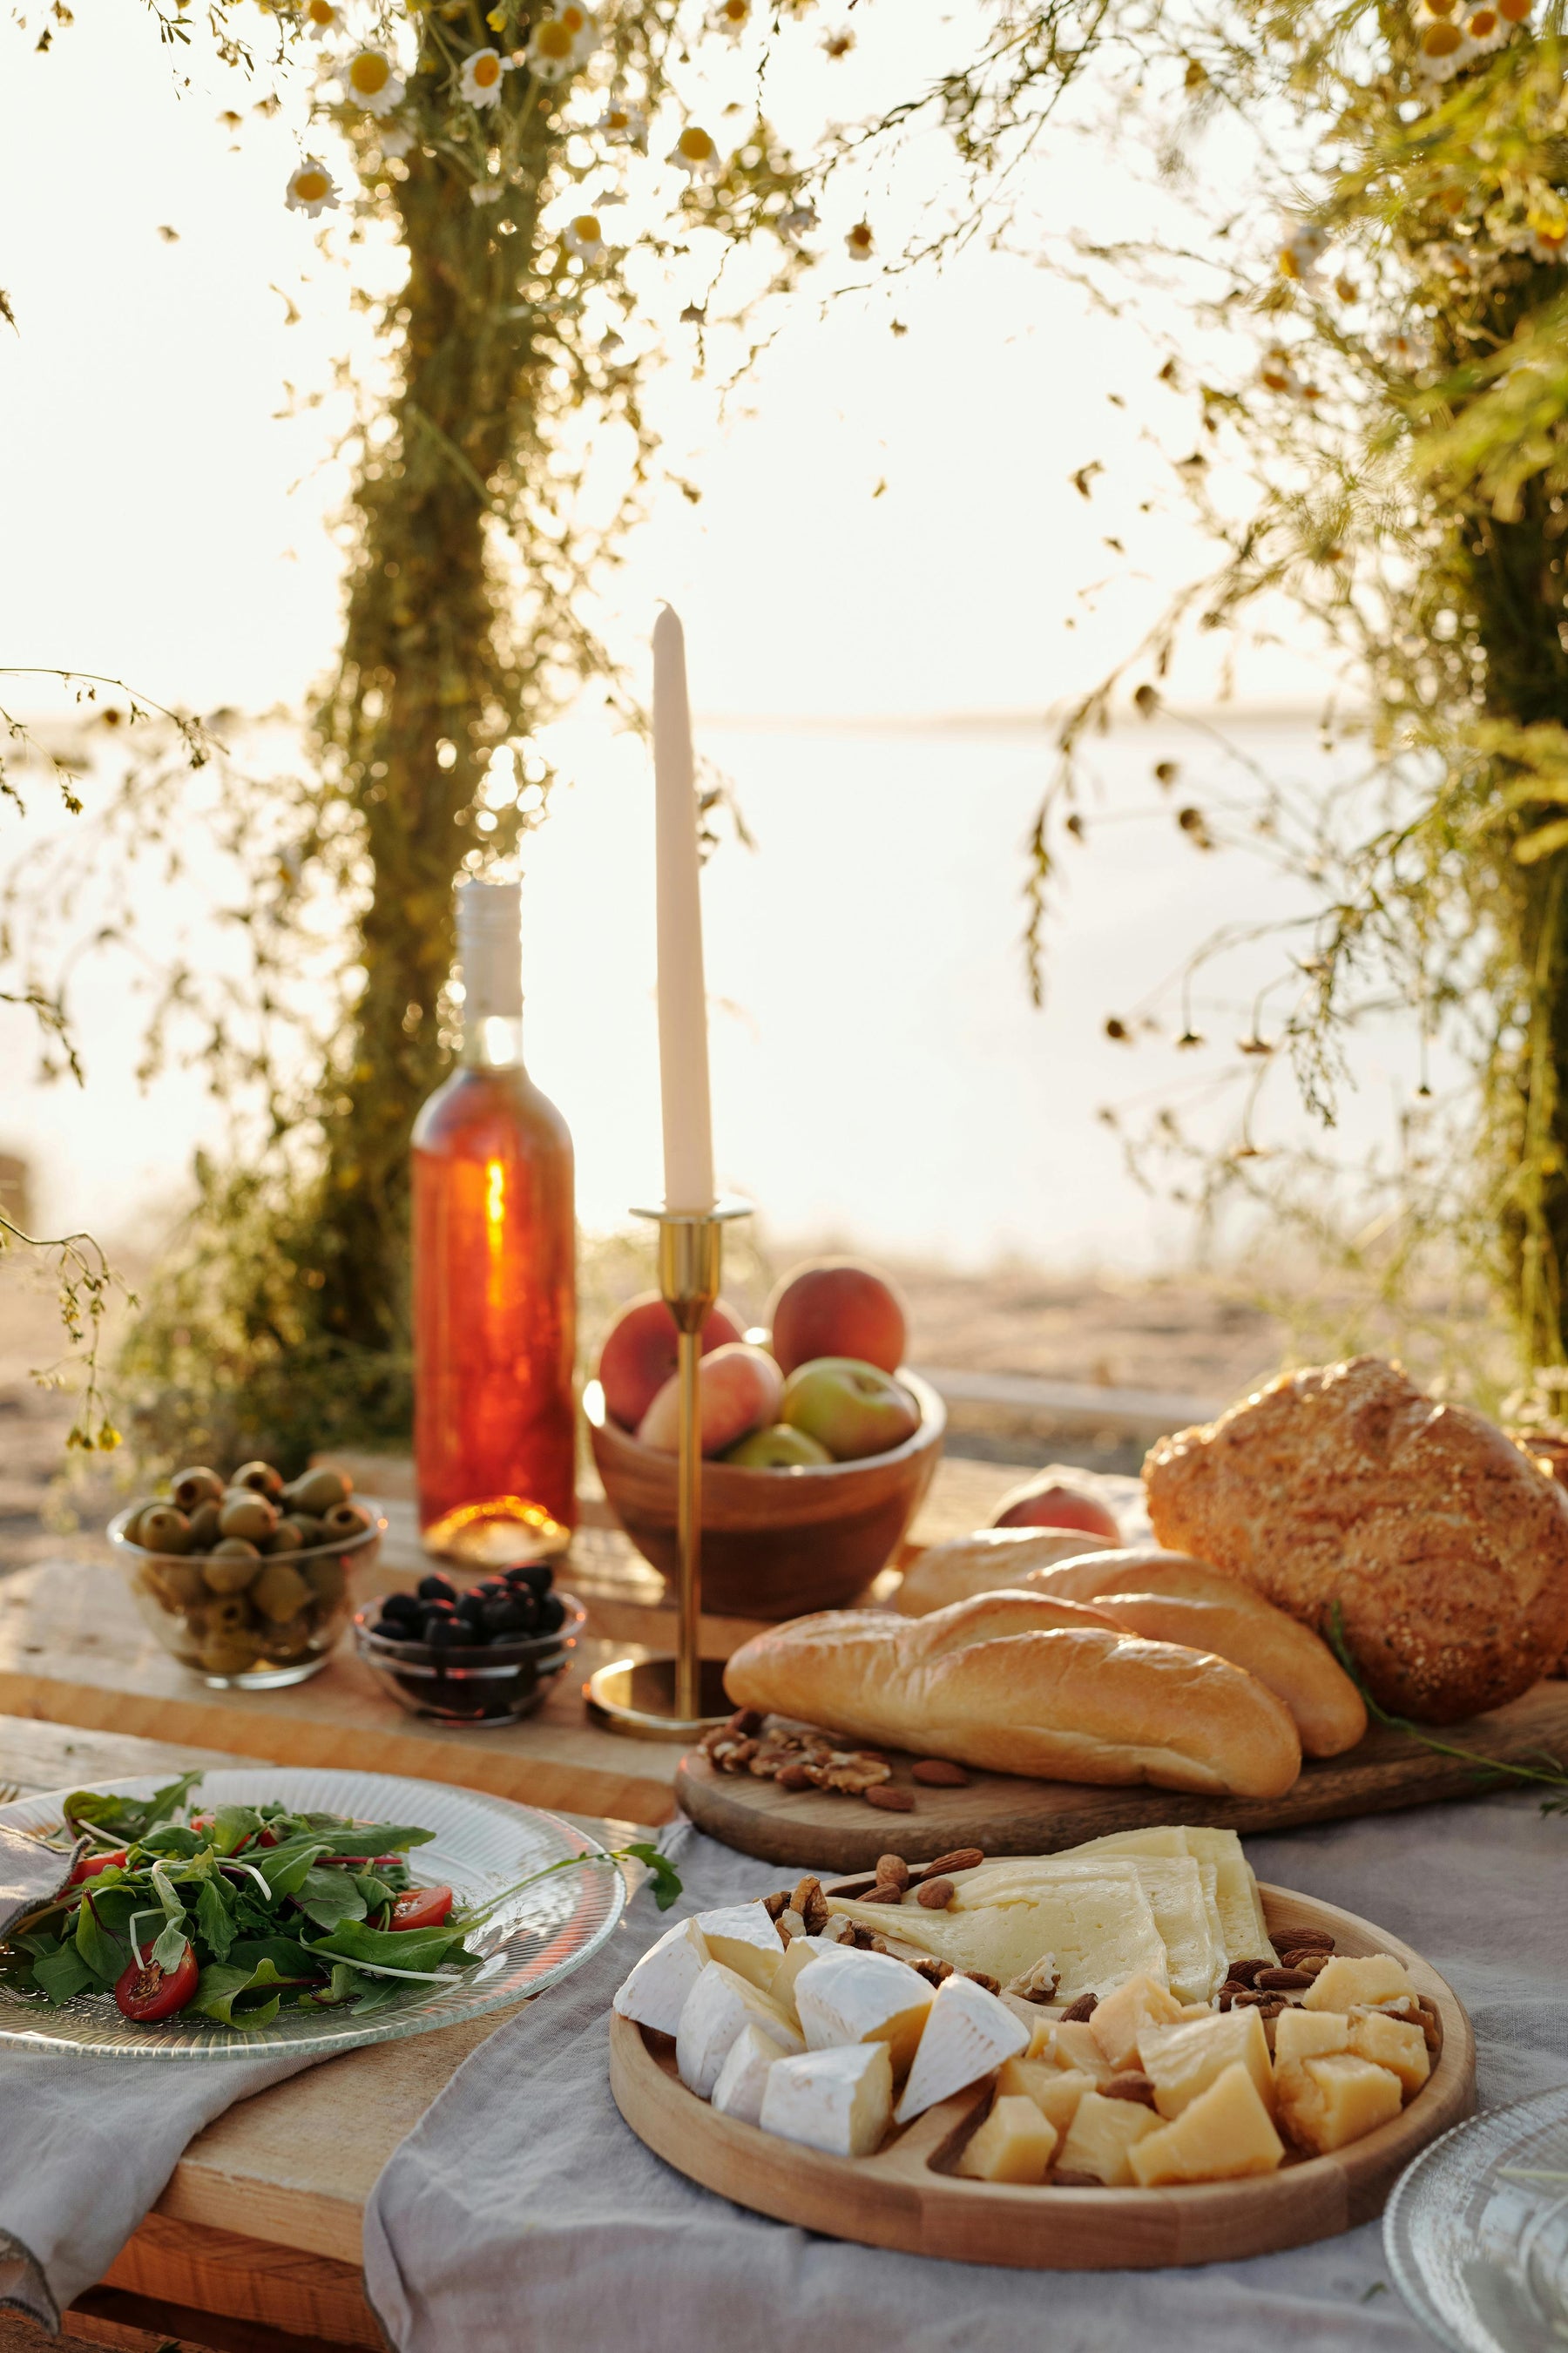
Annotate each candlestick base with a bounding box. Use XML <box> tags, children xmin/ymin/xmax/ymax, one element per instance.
<box><xmin>584</xmin><ymin>1653</ymin><xmax>733</xmax><ymax>1740</ymax></box>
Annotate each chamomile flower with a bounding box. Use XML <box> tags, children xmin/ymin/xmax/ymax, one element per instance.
<box><xmin>845</xmin><ymin>220</ymin><xmax>874</xmax><ymax>261</ymax></box>
<box><xmin>596</xmin><ymin>100</ymin><xmax>648</xmax><ymax>148</ymax></box>
<box><xmin>286</xmin><ymin>158</ymin><xmax>339</xmax><ymax>214</ymax></box>
<box><xmin>1498</xmin><ymin>0</ymin><xmax>1531</xmax><ymax>20</ymax></box>
<box><xmin>1414</xmin><ymin>14</ymin><xmax>1473</xmax><ymax>78</ymax></box>
<box><xmin>558</xmin><ymin>2</ymin><xmax>598</xmax><ymax>57</ymax></box>
<box><xmin>379</xmin><ymin>121</ymin><xmax>415</xmax><ymax>159</ymax></box>
<box><xmin>301</xmin><ymin>0</ymin><xmax>341</xmax><ymax>35</ymax></box>
<box><xmin>1382</xmin><ymin>324</ymin><xmax>1431</xmax><ymax>371</ymax></box>
<box><xmin>667</xmin><ymin>124</ymin><xmax>723</xmax><ymax>179</ymax></box>
<box><xmin>1278</xmin><ymin>222</ymin><xmax>1328</xmax><ymax>281</ymax></box>
<box><xmin>470</xmin><ymin>179</ymin><xmax>504</xmax><ymax>206</ymax></box>
<box><xmin>1527</xmin><ymin>199</ymin><xmax>1568</xmax><ymax>261</ymax></box>
<box><xmin>461</xmin><ymin>45</ymin><xmax>506</xmax><ymax>105</ymax></box>
<box><xmin>563</xmin><ymin>212</ymin><xmax>606</xmax><ymax>261</ymax></box>
<box><xmin>710</xmin><ymin>0</ymin><xmax>749</xmax><ymax>35</ymax></box>
<box><xmin>345</xmin><ymin>48</ymin><xmax>405</xmax><ymax>115</ymax></box>
<box><xmin>1463</xmin><ymin>2</ymin><xmax>1510</xmax><ymax>47</ymax></box>
<box><xmin>525</xmin><ymin>17</ymin><xmax>576</xmax><ymax>78</ymax></box>
<box><xmin>1258</xmin><ymin>343</ymin><xmax>1305</xmax><ymax>396</ymax></box>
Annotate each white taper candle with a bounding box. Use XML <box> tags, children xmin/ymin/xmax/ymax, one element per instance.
<box><xmin>652</xmin><ymin>605</ymin><xmax>716</xmax><ymax>1212</ymax></box>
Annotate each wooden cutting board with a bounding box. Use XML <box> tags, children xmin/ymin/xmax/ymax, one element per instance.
<box><xmin>673</xmin><ymin>1677</ymin><xmax>1568</xmax><ymax>1870</ymax></box>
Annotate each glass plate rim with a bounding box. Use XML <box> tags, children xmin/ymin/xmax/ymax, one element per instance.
<box><xmin>1384</xmin><ymin>2081</ymin><xmax>1568</xmax><ymax>2353</ymax></box>
<box><xmin>0</xmin><ymin>1764</ymin><xmax>626</xmax><ymax>2061</ymax></box>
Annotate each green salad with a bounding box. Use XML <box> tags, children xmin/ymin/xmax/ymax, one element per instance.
<box><xmin>0</xmin><ymin>1773</ymin><xmax>678</xmax><ymax>2032</ymax></box>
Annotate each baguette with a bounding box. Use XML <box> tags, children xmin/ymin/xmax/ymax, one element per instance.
<box><xmin>894</xmin><ymin>1527</ymin><xmax>1114</xmax><ymax>1618</ymax></box>
<box><xmin>1016</xmin><ymin>1548</ymin><xmax>1367</xmax><ymax>1758</ymax></box>
<box><xmin>723</xmin><ymin>1591</ymin><xmax>1303</xmax><ymax>1798</ymax></box>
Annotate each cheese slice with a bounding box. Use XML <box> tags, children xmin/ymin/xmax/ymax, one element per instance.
<box><xmin>834</xmin><ymin>1870</ymin><xmax>1166</xmax><ymax>1999</ymax></box>
<box><xmin>796</xmin><ymin>1949</ymin><xmax>934</xmax><ymax>2078</ymax></box>
<box><xmin>1196</xmin><ymin>1863</ymin><xmax>1228</xmax><ymax>1997</ymax></box>
<box><xmin>711</xmin><ymin>2021</ymin><xmax>784</xmax><ymax>2125</ymax></box>
<box><xmin>675</xmin><ymin>1961</ymin><xmax>803</xmax><ymax>2099</ymax></box>
<box><xmin>894</xmin><ymin>1972</ymin><xmax>1027</xmax><ymax>2124</ymax></box>
<box><xmin>759</xmin><ymin>2040</ymin><xmax>892</xmax><ymax>2158</ymax></box>
<box><xmin>945</xmin><ymin>1854</ymin><xmax>1216</xmax><ymax>2002</ymax></box>
<box><xmin>956</xmin><ymin>2094</ymin><xmax>1058</xmax><ymax>2184</ymax></box>
<box><xmin>612</xmin><ymin>1916</ymin><xmax>710</xmax><ymax>2037</ymax></box>
<box><xmin>694</xmin><ymin>1902</ymin><xmax>785</xmax><ymax>1993</ymax></box>
<box><xmin>1067</xmin><ymin>1827</ymin><xmax>1274</xmax><ymax>1966</ymax></box>
<box><xmin>1138</xmin><ymin>2005</ymin><xmax>1275</xmax><ymax>2119</ymax></box>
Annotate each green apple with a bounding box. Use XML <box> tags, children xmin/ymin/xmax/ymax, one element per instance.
<box><xmin>724</xmin><ymin>1423</ymin><xmax>834</xmax><ymax>1470</ymax></box>
<box><xmin>780</xmin><ymin>1356</ymin><xmax>922</xmax><ymax>1462</ymax></box>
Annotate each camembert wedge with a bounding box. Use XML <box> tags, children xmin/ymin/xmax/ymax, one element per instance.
<box><xmin>695</xmin><ymin>1902</ymin><xmax>786</xmax><ymax>1993</ymax></box>
<box><xmin>612</xmin><ymin>1916</ymin><xmax>710</xmax><ymax>2037</ymax></box>
<box><xmin>675</xmin><ymin>1961</ymin><xmax>803</xmax><ymax>2099</ymax></box>
<box><xmin>759</xmin><ymin>2040</ymin><xmax>893</xmax><ymax>2158</ymax></box>
<box><xmin>711</xmin><ymin>2022</ymin><xmax>784</xmax><ymax>2126</ymax></box>
<box><xmin>893</xmin><ymin>1971</ymin><xmax>1028</xmax><ymax>2124</ymax></box>
<box><xmin>795</xmin><ymin>1948</ymin><xmax>934</xmax><ymax>2079</ymax></box>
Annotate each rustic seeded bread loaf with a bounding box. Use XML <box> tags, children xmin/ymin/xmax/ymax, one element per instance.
<box><xmin>1144</xmin><ymin>1355</ymin><xmax>1568</xmax><ymax>1722</ymax></box>
<box><xmin>893</xmin><ymin>1526</ymin><xmax>1114</xmax><ymax>1618</ymax></box>
<box><xmin>1015</xmin><ymin>1548</ymin><xmax>1367</xmax><ymax>1757</ymax></box>
<box><xmin>723</xmin><ymin>1590</ymin><xmax>1303</xmax><ymax>1798</ymax></box>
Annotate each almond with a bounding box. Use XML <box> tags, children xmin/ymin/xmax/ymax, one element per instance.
<box><xmin>911</xmin><ymin>1758</ymin><xmax>970</xmax><ymax>1787</ymax></box>
<box><xmin>864</xmin><ymin>1785</ymin><xmax>915</xmax><ymax>1813</ymax></box>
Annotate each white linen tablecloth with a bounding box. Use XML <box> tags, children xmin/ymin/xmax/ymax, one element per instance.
<box><xmin>362</xmin><ymin>1791</ymin><xmax>1568</xmax><ymax>2353</ymax></box>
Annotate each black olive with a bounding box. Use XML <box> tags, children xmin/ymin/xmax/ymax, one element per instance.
<box><xmin>417</xmin><ymin>1572</ymin><xmax>458</xmax><ymax>1604</ymax></box>
<box><xmin>504</xmin><ymin>1562</ymin><xmax>553</xmax><ymax>1596</ymax></box>
<box><xmin>475</xmin><ymin>1577</ymin><xmax>508</xmax><ymax>1601</ymax></box>
<box><xmin>380</xmin><ymin>1592</ymin><xmax>423</xmax><ymax>1626</ymax></box>
<box><xmin>537</xmin><ymin>1593</ymin><xmax>566</xmax><ymax>1634</ymax></box>
<box><xmin>372</xmin><ymin>1616</ymin><xmax>415</xmax><ymax>1642</ymax></box>
<box><xmin>483</xmin><ymin>1596</ymin><xmax>533</xmax><ymax>1637</ymax></box>
<box><xmin>423</xmin><ymin>1613</ymin><xmax>462</xmax><ymax>1646</ymax></box>
<box><xmin>455</xmin><ymin>1596</ymin><xmax>487</xmax><ymax>1632</ymax></box>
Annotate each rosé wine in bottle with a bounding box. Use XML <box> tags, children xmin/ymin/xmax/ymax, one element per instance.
<box><xmin>412</xmin><ymin>878</ymin><xmax>576</xmax><ymax>1558</ymax></box>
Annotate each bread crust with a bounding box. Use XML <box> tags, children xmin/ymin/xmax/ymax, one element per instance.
<box><xmin>723</xmin><ymin>1592</ymin><xmax>1303</xmax><ymax>1798</ymax></box>
<box><xmin>894</xmin><ymin>1527</ymin><xmax>1114</xmax><ymax>1618</ymax></box>
<box><xmin>1143</xmin><ymin>1355</ymin><xmax>1568</xmax><ymax>1722</ymax></box>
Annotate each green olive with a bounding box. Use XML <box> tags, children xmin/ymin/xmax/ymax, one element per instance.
<box><xmin>205</xmin><ymin>1594</ymin><xmax>251</xmax><ymax>1634</ymax></box>
<box><xmin>252</xmin><ymin>1559</ymin><xmax>310</xmax><ymax>1625</ymax></box>
<box><xmin>289</xmin><ymin>1513</ymin><xmax>326</xmax><ymax>1549</ymax></box>
<box><xmin>120</xmin><ymin>1504</ymin><xmax>151</xmax><ymax>1546</ymax></box>
<box><xmin>267</xmin><ymin>1517</ymin><xmax>307</xmax><ymax>1555</ymax></box>
<box><xmin>203</xmin><ymin>1538</ymin><xmax>261</xmax><ymax>1595</ymax></box>
<box><xmin>145</xmin><ymin>1559</ymin><xmax>206</xmax><ymax>1611</ymax></box>
<box><xmin>220</xmin><ymin>1491</ymin><xmax>278</xmax><ymax>1544</ymax></box>
<box><xmin>321</xmin><ymin>1501</ymin><xmax>374</xmax><ymax>1542</ymax></box>
<box><xmin>284</xmin><ymin>1467</ymin><xmax>351</xmax><ymax>1517</ymax></box>
<box><xmin>138</xmin><ymin>1504</ymin><xmax>193</xmax><ymax>1557</ymax></box>
<box><xmin>233</xmin><ymin>1459</ymin><xmax>286</xmax><ymax>1501</ymax></box>
<box><xmin>187</xmin><ymin>1500</ymin><xmax>223</xmax><ymax>1550</ymax></box>
<box><xmin>172</xmin><ymin>1465</ymin><xmax>225</xmax><ymax>1512</ymax></box>
<box><xmin>258</xmin><ymin>1612</ymin><xmax>315</xmax><ymax>1661</ymax></box>
<box><xmin>200</xmin><ymin>1637</ymin><xmax>260</xmax><ymax>1678</ymax></box>
<box><xmin>302</xmin><ymin>1556</ymin><xmax>347</xmax><ymax>1607</ymax></box>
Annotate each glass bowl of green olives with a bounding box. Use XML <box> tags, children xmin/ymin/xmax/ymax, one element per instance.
<box><xmin>109</xmin><ymin>1460</ymin><xmax>384</xmax><ymax>1689</ymax></box>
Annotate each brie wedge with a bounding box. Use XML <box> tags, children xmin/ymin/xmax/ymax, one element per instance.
<box><xmin>711</xmin><ymin>2022</ymin><xmax>784</xmax><ymax>2126</ymax></box>
<box><xmin>759</xmin><ymin>2040</ymin><xmax>893</xmax><ymax>2159</ymax></box>
<box><xmin>694</xmin><ymin>1902</ymin><xmax>785</xmax><ymax>1992</ymax></box>
<box><xmin>894</xmin><ymin>1971</ymin><xmax>1028</xmax><ymax>2124</ymax></box>
<box><xmin>612</xmin><ymin>1916</ymin><xmax>711</xmax><ymax>2037</ymax></box>
<box><xmin>675</xmin><ymin>1961</ymin><xmax>803</xmax><ymax>2099</ymax></box>
<box><xmin>773</xmin><ymin>1934</ymin><xmax>850</xmax><ymax>2026</ymax></box>
<box><xmin>795</xmin><ymin>1948</ymin><xmax>934</xmax><ymax>2078</ymax></box>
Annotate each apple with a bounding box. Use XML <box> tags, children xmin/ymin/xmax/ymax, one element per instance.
<box><xmin>767</xmin><ymin>1259</ymin><xmax>908</xmax><ymax>1377</ymax></box>
<box><xmin>598</xmin><ymin>1292</ymin><xmax>744</xmax><ymax>1430</ymax></box>
<box><xmin>780</xmin><ymin>1356</ymin><xmax>921</xmax><ymax>1462</ymax></box>
<box><xmin>637</xmin><ymin>1342</ymin><xmax>784</xmax><ymax>1458</ymax></box>
<box><xmin>990</xmin><ymin>1471</ymin><xmax>1122</xmax><ymax>1543</ymax></box>
<box><xmin>725</xmin><ymin>1423</ymin><xmax>834</xmax><ymax>1470</ymax></box>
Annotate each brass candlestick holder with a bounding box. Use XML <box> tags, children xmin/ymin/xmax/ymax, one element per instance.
<box><xmin>585</xmin><ymin>1196</ymin><xmax>752</xmax><ymax>1738</ymax></box>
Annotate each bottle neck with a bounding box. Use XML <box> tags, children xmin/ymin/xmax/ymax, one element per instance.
<box><xmin>460</xmin><ymin>1011</ymin><xmax>524</xmax><ymax>1070</ymax></box>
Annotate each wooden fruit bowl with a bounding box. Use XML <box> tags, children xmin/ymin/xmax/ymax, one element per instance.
<box><xmin>609</xmin><ymin>1882</ymin><xmax>1475</xmax><ymax>2270</ymax></box>
<box><xmin>583</xmin><ymin>1370</ymin><xmax>945</xmax><ymax>1619</ymax></box>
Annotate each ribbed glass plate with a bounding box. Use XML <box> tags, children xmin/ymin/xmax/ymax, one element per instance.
<box><xmin>1386</xmin><ymin>2086</ymin><xmax>1568</xmax><ymax>2353</ymax></box>
<box><xmin>0</xmin><ymin>1766</ymin><xmax>625</xmax><ymax>2059</ymax></box>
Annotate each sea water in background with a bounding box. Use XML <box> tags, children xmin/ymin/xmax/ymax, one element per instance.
<box><xmin>0</xmin><ymin>711</ymin><xmax>1436</xmax><ymax>1268</ymax></box>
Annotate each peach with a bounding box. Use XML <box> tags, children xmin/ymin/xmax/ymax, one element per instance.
<box><xmin>598</xmin><ymin>1292</ymin><xmax>744</xmax><ymax>1430</ymax></box>
<box><xmin>767</xmin><ymin>1259</ymin><xmax>908</xmax><ymax>1377</ymax></box>
<box><xmin>991</xmin><ymin>1471</ymin><xmax>1122</xmax><ymax>1543</ymax></box>
<box><xmin>637</xmin><ymin>1342</ymin><xmax>784</xmax><ymax>1457</ymax></box>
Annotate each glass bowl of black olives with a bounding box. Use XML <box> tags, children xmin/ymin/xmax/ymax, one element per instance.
<box><xmin>110</xmin><ymin>1460</ymin><xmax>382</xmax><ymax>1688</ymax></box>
<box><xmin>353</xmin><ymin>1564</ymin><xmax>585</xmax><ymax>1725</ymax></box>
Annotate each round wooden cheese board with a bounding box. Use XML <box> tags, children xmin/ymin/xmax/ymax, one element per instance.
<box><xmin>608</xmin><ymin>1883</ymin><xmax>1475</xmax><ymax>2270</ymax></box>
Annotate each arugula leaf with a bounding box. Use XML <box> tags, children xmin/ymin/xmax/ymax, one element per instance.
<box><xmin>226</xmin><ymin>1934</ymin><xmax>318</xmax><ymax>1978</ymax></box>
<box><xmin>191</xmin><ymin>1956</ymin><xmax>297</xmax><ymax>2030</ymax></box>
<box><xmin>64</xmin><ymin>1771</ymin><xmax>203</xmax><ymax>1846</ymax></box>
<box><xmin>32</xmin><ymin>1943</ymin><xmax>96</xmax><ymax>2005</ymax></box>
<box><xmin>308</xmin><ymin>1919</ymin><xmax>466</xmax><ymax>1974</ymax></box>
<box><xmin>252</xmin><ymin>1839</ymin><xmax>331</xmax><ymax>1900</ymax></box>
<box><xmin>140</xmin><ymin>1825</ymin><xmax>206</xmax><ymax>1861</ymax></box>
<box><xmin>621</xmin><ymin>1843</ymin><xmax>683</xmax><ymax>1912</ymax></box>
<box><xmin>74</xmin><ymin>1893</ymin><xmax>125</xmax><ymax>1985</ymax></box>
<box><xmin>195</xmin><ymin>1876</ymin><xmax>237</xmax><ymax>1963</ymax></box>
<box><xmin>294</xmin><ymin>1824</ymin><xmax>436</xmax><ymax>1858</ymax></box>
<box><xmin>295</xmin><ymin>1868</ymin><xmax>368</xmax><ymax>1933</ymax></box>
<box><xmin>151</xmin><ymin>1918</ymin><xmax>189</xmax><ymax>1973</ymax></box>
<box><xmin>349</xmin><ymin>1977</ymin><xmax>408</xmax><ymax>2017</ymax></box>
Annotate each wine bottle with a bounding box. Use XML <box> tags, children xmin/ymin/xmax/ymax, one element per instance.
<box><xmin>411</xmin><ymin>878</ymin><xmax>577</xmax><ymax>1558</ymax></box>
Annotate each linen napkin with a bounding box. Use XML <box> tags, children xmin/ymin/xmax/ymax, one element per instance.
<box><xmin>0</xmin><ymin>1824</ymin><xmax>322</xmax><ymax>2331</ymax></box>
<box><xmin>364</xmin><ymin>1795</ymin><xmax>1568</xmax><ymax>2353</ymax></box>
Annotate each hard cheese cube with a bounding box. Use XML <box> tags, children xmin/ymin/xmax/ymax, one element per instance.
<box><xmin>1090</xmin><ymin>1971</ymin><xmax>1186</xmax><ymax>2071</ymax></box>
<box><xmin>1128</xmin><ymin>2060</ymin><xmax>1285</xmax><ymax>2186</ymax></box>
<box><xmin>1055</xmin><ymin>2090</ymin><xmax>1163</xmax><ymax>2185</ymax></box>
<box><xmin>1347</xmin><ymin>2007</ymin><xmax>1430</xmax><ymax>2094</ymax></box>
<box><xmin>1274</xmin><ymin>2052</ymin><xmax>1403</xmax><ymax>2154</ymax></box>
<box><xmin>759</xmin><ymin>2040</ymin><xmax>892</xmax><ymax>2158</ymax></box>
<box><xmin>895</xmin><ymin>1973</ymin><xmax>1027</xmax><ymax>2125</ymax></box>
<box><xmin>1302</xmin><ymin>1953</ymin><xmax>1415</xmax><ymax>2012</ymax></box>
<box><xmin>711</xmin><ymin>2022</ymin><xmax>784</xmax><ymax>2126</ymax></box>
<box><xmin>956</xmin><ymin>2094</ymin><xmax>1058</xmax><ymax>2185</ymax></box>
<box><xmin>796</xmin><ymin>1950</ymin><xmax>935</xmax><ymax>2079</ymax></box>
<box><xmin>696</xmin><ymin>1903</ymin><xmax>785</xmax><ymax>1993</ymax></box>
<box><xmin>996</xmin><ymin>2059</ymin><xmax>1095</xmax><ymax>2136</ymax></box>
<box><xmin>676</xmin><ymin>1962</ymin><xmax>803</xmax><ymax>2099</ymax></box>
<box><xmin>612</xmin><ymin>1916</ymin><xmax>710</xmax><ymax>2037</ymax></box>
<box><xmin>1273</xmin><ymin>2008</ymin><xmax>1350</xmax><ymax>2067</ymax></box>
<box><xmin>1138</xmin><ymin>2005</ymin><xmax>1275</xmax><ymax>2120</ymax></box>
<box><xmin>1042</xmin><ymin>2018</ymin><xmax>1116</xmax><ymax>2086</ymax></box>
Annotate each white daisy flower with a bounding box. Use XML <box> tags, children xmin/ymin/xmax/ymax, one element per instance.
<box><xmin>1277</xmin><ymin>222</ymin><xmax>1328</xmax><ymax>281</ymax></box>
<box><xmin>345</xmin><ymin>49</ymin><xmax>406</xmax><ymax>115</ymax></box>
<box><xmin>558</xmin><ymin>2</ymin><xmax>598</xmax><ymax>58</ymax></box>
<box><xmin>524</xmin><ymin>17</ymin><xmax>577</xmax><ymax>80</ymax></box>
<box><xmin>286</xmin><ymin>158</ymin><xmax>339</xmax><ymax>214</ymax></box>
<box><xmin>379</xmin><ymin>121</ymin><xmax>415</xmax><ymax>159</ymax></box>
<box><xmin>1498</xmin><ymin>0</ymin><xmax>1531</xmax><ymax>20</ymax></box>
<box><xmin>461</xmin><ymin>46</ymin><xmax>507</xmax><ymax>104</ymax></box>
<box><xmin>1528</xmin><ymin>205</ymin><xmax>1568</xmax><ymax>261</ymax></box>
<box><xmin>301</xmin><ymin>0</ymin><xmax>341</xmax><ymax>35</ymax></box>
<box><xmin>710</xmin><ymin>0</ymin><xmax>749</xmax><ymax>35</ymax></box>
<box><xmin>777</xmin><ymin>201</ymin><xmax>817</xmax><ymax>240</ymax></box>
<box><xmin>470</xmin><ymin>179</ymin><xmax>504</xmax><ymax>206</ymax></box>
<box><xmin>596</xmin><ymin>101</ymin><xmax>648</xmax><ymax>148</ymax></box>
<box><xmin>1414</xmin><ymin>15</ymin><xmax>1473</xmax><ymax>77</ymax></box>
<box><xmin>563</xmin><ymin>212</ymin><xmax>605</xmax><ymax>260</ymax></box>
<box><xmin>1258</xmin><ymin>343</ymin><xmax>1304</xmax><ymax>396</ymax></box>
<box><xmin>667</xmin><ymin>125</ymin><xmax>723</xmax><ymax>179</ymax></box>
<box><xmin>845</xmin><ymin>219</ymin><xmax>873</xmax><ymax>261</ymax></box>
<box><xmin>1463</xmin><ymin>2</ymin><xmax>1511</xmax><ymax>47</ymax></box>
<box><xmin>1381</xmin><ymin>325</ymin><xmax>1431</xmax><ymax>371</ymax></box>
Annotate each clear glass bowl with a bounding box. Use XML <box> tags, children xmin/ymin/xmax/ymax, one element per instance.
<box><xmin>110</xmin><ymin>1504</ymin><xmax>382</xmax><ymax>1689</ymax></box>
<box><xmin>353</xmin><ymin>1593</ymin><xmax>585</xmax><ymax>1725</ymax></box>
<box><xmin>1386</xmin><ymin>2086</ymin><xmax>1568</xmax><ymax>2353</ymax></box>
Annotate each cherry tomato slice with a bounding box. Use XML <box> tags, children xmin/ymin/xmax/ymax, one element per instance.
<box><xmin>390</xmin><ymin>1884</ymin><xmax>454</xmax><ymax>1931</ymax></box>
<box><xmin>68</xmin><ymin>1849</ymin><xmax>128</xmax><ymax>1887</ymax></box>
<box><xmin>114</xmin><ymin>1940</ymin><xmax>199</xmax><ymax>2022</ymax></box>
